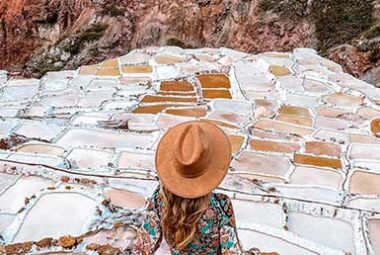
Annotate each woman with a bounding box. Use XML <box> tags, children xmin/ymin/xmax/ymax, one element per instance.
<box><xmin>133</xmin><ymin>121</ymin><xmax>246</xmax><ymax>254</ymax></box>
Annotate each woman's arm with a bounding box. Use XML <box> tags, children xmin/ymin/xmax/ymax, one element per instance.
<box><xmin>133</xmin><ymin>189</ymin><xmax>163</xmax><ymax>255</ymax></box>
<box><xmin>218</xmin><ymin>195</ymin><xmax>245</xmax><ymax>255</ymax></box>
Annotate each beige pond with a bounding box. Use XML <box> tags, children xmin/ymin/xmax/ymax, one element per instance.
<box><xmin>13</xmin><ymin>192</ymin><xmax>97</xmax><ymax>242</ymax></box>
<box><xmin>118</xmin><ymin>151</ymin><xmax>155</xmax><ymax>169</ymax></box>
<box><xmin>232</xmin><ymin>200</ymin><xmax>284</xmax><ymax>229</ymax></box>
<box><xmin>369</xmin><ymin>219</ymin><xmax>380</xmax><ymax>254</ymax></box>
<box><xmin>0</xmin><ymin>214</ymin><xmax>15</xmax><ymax>233</ymax></box>
<box><xmin>104</xmin><ymin>188</ymin><xmax>146</xmax><ymax>209</ymax></box>
<box><xmin>289</xmin><ymin>166</ymin><xmax>342</xmax><ymax>189</ymax></box>
<box><xmin>56</xmin><ymin>128</ymin><xmax>155</xmax><ymax>149</ymax></box>
<box><xmin>16</xmin><ymin>143</ymin><xmax>65</xmax><ymax>156</ymax></box>
<box><xmin>232</xmin><ymin>151</ymin><xmax>291</xmax><ymax>177</ymax></box>
<box><xmin>349</xmin><ymin>171</ymin><xmax>380</xmax><ymax>196</ymax></box>
<box><xmin>0</xmin><ymin>176</ymin><xmax>53</xmax><ymax>213</ymax></box>
<box><xmin>288</xmin><ymin>213</ymin><xmax>355</xmax><ymax>254</ymax></box>
<box><xmin>250</xmin><ymin>139</ymin><xmax>300</xmax><ymax>154</ymax></box>
<box><xmin>239</xmin><ymin>229</ymin><xmax>317</xmax><ymax>255</ymax></box>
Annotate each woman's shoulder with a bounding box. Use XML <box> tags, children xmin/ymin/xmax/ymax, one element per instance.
<box><xmin>211</xmin><ymin>193</ymin><xmax>236</xmax><ymax>226</ymax></box>
<box><xmin>146</xmin><ymin>186</ymin><xmax>162</xmax><ymax>210</ymax></box>
<box><xmin>213</xmin><ymin>192</ymin><xmax>231</xmax><ymax>203</ymax></box>
<box><xmin>212</xmin><ymin>193</ymin><xmax>234</xmax><ymax>215</ymax></box>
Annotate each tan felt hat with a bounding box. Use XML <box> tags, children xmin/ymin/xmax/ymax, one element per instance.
<box><xmin>156</xmin><ymin>121</ymin><xmax>231</xmax><ymax>199</ymax></box>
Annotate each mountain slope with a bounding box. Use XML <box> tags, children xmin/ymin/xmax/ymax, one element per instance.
<box><xmin>0</xmin><ymin>0</ymin><xmax>379</xmax><ymax>82</ymax></box>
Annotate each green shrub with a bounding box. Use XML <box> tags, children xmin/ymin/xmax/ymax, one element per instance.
<box><xmin>311</xmin><ymin>0</ymin><xmax>374</xmax><ymax>53</ymax></box>
<box><xmin>63</xmin><ymin>24</ymin><xmax>108</xmax><ymax>55</ymax></box>
<box><xmin>166</xmin><ymin>38</ymin><xmax>194</xmax><ymax>48</ymax></box>
<box><xmin>31</xmin><ymin>60</ymin><xmax>62</xmax><ymax>77</ymax></box>
<box><xmin>258</xmin><ymin>0</ymin><xmax>308</xmax><ymax>18</ymax></box>
<box><xmin>361</xmin><ymin>23</ymin><xmax>380</xmax><ymax>40</ymax></box>
<box><xmin>78</xmin><ymin>24</ymin><xmax>108</xmax><ymax>43</ymax></box>
<box><xmin>102</xmin><ymin>5</ymin><xmax>125</xmax><ymax>17</ymax></box>
<box><xmin>62</xmin><ymin>43</ymin><xmax>81</xmax><ymax>55</ymax></box>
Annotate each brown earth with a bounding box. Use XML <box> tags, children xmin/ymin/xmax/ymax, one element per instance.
<box><xmin>1</xmin><ymin>0</ymin><xmax>380</xmax><ymax>83</ymax></box>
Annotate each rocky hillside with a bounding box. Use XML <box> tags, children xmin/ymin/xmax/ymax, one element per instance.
<box><xmin>1</xmin><ymin>0</ymin><xmax>380</xmax><ymax>83</ymax></box>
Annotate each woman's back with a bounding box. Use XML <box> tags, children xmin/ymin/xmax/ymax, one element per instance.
<box><xmin>133</xmin><ymin>187</ymin><xmax>243</xmax><ymax>255</ymax></box>
<box><xmin>133</xmin><ymin>121</ymin><xmax>244</xmax><ymax>254</ymax></box>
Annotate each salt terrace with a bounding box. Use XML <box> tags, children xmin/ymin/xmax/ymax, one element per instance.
<box><xmin>0</xmin><ymin>46</ymin><xmax>380</xmax><ymax>255</ymax></box>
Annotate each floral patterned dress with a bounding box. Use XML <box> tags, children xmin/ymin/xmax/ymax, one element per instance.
<box><xmin>133</xmin><ymin>186</ymin><xmax>244</xmax><ymax>255</ymax></box>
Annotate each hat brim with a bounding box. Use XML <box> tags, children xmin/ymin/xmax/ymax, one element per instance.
<box><xmin>156</xmin><ymin>121</ymin><xmax>231</xmax><ymax>199</ymax></box>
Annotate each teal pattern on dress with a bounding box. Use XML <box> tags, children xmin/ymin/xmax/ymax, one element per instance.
<box><xmin>133</xmin><ymin>186</ymin><xmax>244</xmax><ymax>255</ymax></box>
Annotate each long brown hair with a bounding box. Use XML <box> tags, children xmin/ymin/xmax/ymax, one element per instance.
<box><xmin>160</xmin><ymin>186</ymin><xmax>211</xmax><ymax>250</ymax></box>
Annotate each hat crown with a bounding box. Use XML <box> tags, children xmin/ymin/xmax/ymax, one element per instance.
<box><xmin>173</xmin><ymin>124</ymin><xmax>210</xmax><ymax>178</ymax></box>
<box><xmin>156</xmin><ymin>121</ymin><xmax>231</xmax><ymax>198</ymax></box>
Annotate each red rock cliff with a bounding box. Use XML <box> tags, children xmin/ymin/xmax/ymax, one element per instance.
<box><xmin>0</xmin><ymin>0</ymin><xmax>378</xmax><ymax>80</ymax></box>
